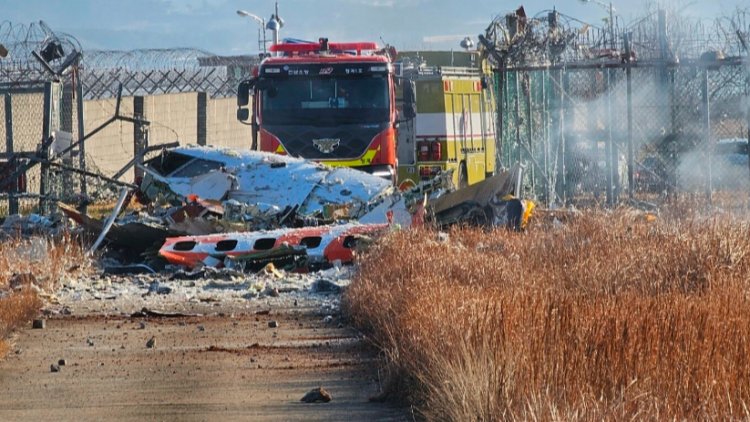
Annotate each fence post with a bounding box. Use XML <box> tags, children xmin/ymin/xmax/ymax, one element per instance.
<box><xmin>39</xmin><ymin>82</ymin><xmax>53</xmax><ymax>212</ymax></box>
<box><xmin>514</xmin><ymin>71</ymin><xmax>522</xmax><ymax>164</ymax></box>
<box><xmin>746</xmin><ymin>66</ymin><xmax>750</xmax><ymax>199</ymax></box>
<box><xmin>562</xmin><ymin>71</ymin><xmax>571</xmax><ymax>203</ymax></box>
<box><xmin>75</xmin><ymin>66</ymin><xmax>87</xmax><ymax>213</ymax></box>
<box><xmin>133</xmin><ymin>96</ymin><xmax>146</xmax><ymax>181</ymax></box>
<box><xmin>495</xmin><ymin>70</ymin><xmax>504</xmax><ymax>169</ymax></box>
<box><xmin>525</xmin><ymin>73</ymin><xmax>535</xmax><ymax>192</ymax></box>
<box><xmin>606</xmin><ymin>69</ymin><xmax>614</xmax><ymax>205</ymax></box>
<box><xmin>4</xmin><ymin>93</ymin><xmax>17</xmax><ymax>215</ymax></box>
<box><xmin>61</xmin><ymin>87</ymin><xmax>74</xmax><ymax>200</ymax></box>
<box><xmin>625</xmin><ymin>33</ymin><xmax>634</xmax><ymax>200</ymax></box>
<box><xmin>702</xmin><ymin>68</ymin><xmax>712</xmax><ymax>204</ymax></box>
<box><xmin>541</xmin><ymin>69</ymin><xmax>551</xmax><ymax>207</ymax></box>
<box><xmin>197</xmin><ymin>92</ymin><xmax>207</xmax><ymax>146</ymax></box>
<box><xmin>552</xmin><ymin>68</ymin><xmax>566</xmax><ymax>204</ymax></box>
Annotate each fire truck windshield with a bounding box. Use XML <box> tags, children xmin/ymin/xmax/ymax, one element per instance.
<box><xmin>261</xmin><ymin>75</ymin><xmax>389</xmax><ymax>126</ymax></box>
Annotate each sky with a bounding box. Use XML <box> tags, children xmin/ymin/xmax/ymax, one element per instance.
<box><xmin>1</xmin><ymin>0</ymin><xmax>746</xmax><ymax>55</ymax></box>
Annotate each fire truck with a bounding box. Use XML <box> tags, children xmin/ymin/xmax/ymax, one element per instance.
<box><xmin>395</xmin><ymin>51</ymin><xmax>497</xmax><ymax>189</ymax></box>
<box><xmin>236</xmin><ymin>38</ymin><xmax>398</xmax><ymax>181</ymax></box>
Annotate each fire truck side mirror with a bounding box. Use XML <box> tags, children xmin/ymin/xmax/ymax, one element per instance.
<box><xmin>237</xmin><ymin>108</ymin><xmax>250</xmax><ymax>122</ymax></box>
<box><xmin>237</xmin><ymin>79</ymin><xmax>254</xmax><ymax>107</ymax></box>
<box><xmin>403</xmin><ymin>80</ymin><xmax>417</xmax><ymax>120</ymax></box>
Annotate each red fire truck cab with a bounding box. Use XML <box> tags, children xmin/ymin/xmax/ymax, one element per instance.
<box><xmin>237</xmin><ymin>38</ymin><xmax>398</xmax><ymax>181</ymax></box>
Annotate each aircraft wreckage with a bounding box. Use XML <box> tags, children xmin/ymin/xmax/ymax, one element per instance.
<box><xmin>60</xmin><ymin>145</ymin><xmax>531</xmax><ymax>272</ymax></box>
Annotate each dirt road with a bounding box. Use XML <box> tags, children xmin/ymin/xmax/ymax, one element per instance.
<box><xmin>0</xmin><ymin>297</ymin><xmax>408</xmax><ymax>421</ymax></box>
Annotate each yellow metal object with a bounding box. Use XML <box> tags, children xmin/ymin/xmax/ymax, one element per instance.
<box><xmin>322</xmin><ymin>147</ymin><xmax>379</xmax><ymax>168</ymax></box>
<box><xmin>522</xmin><ymin>200</ymin><xmax>535</xmax><ymax>229</ymax></box>
<box><xmin>273</xmin><ymin>143</ymin><xmax>379</xmax><ymax>169</ymax></box>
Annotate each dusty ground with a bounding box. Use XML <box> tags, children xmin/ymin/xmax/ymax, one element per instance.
<box><xmin>0</xmin><ymin>278</ymin><xmax>409</xmax><ymax>421</ymax></box>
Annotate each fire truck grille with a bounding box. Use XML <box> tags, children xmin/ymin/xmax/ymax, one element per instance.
<box><xmin>267</xmin><ymin>125</ymin><xmax>386</xmax><ymax>160</ymax></box>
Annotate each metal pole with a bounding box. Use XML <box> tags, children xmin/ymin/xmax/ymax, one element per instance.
<box><xmin>262</xmin><ymin>19</ymin><xmax>267</xmax><ymax>54</ymax></box>
<box><xmin>609</xmin><ymin>2</ymin><xmax>615</xmax><ymax>50</ymax></box>
<box><xmin>515</xmin><ymin>72</ymin><xmax>522</xmax><ymax>164</ymax></box>
<box><xmin>606</xmin><ymin>69</ymin><xmax>614</xmax><ymax>205</ymax></box>
<box><xmin>625</xmin><ymin>33</ymin><xmax>634</xmax><ymax>200</ymax></box>
<box><xmin>504</xmin><ymin>71</ymin><xmax>510</xmax><ymax>166</ymax></box>
<box><xmin>133</xmin><ymin>96</ymin><xmax>146</xmax><ymax>181</ymax></box>
<box><xmin>40</xmin><ymin>82</ymin><xmax>53</xmax><ymax>212</ymax></box>
<box><xmin>4</xmin><ymin>93</ymin><xmax>17</xmax><ymax>214</ymax></box>
<box><xmin>552</xmin><ymin>68</ymin><xmax>565</xmax><ymax>203</ymax></box>
<box><xmin>746</xmin><ymin>62</ymin><xmax>750</xmax><ymax>200</ymax></box>
<box><xmin>526</xmin><ymin>73</ymin><xmax>535</xmax><ymax>192</ymax></box>
<box><xmin>560</xmin><ymin>69</ymin><xmax>568</xmax><ymax>203</ymax></box>
<box><xmin>703</xmin><ymin>68</ymin><xmax>712</xmax><ymax>204</ymax></box>
<box><xmin>496</xmin><ymin>70</ymin><xmax>504</xmax><ymax>168</ymax></box>
<box><xmin>75</xmin><ymin>65</ymin><xmax>87</xmax><ymax>213</ymax></box>
<box><xmin>542</xmin><ymin>69</ymin><xmax>551</xmax><ymax>206</ymax></box>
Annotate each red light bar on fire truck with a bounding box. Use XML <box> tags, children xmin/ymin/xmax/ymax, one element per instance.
<box><xmin>270</xmin><ymin>41</ymin><xmax>379</xmax><ymax>55</ymax></box>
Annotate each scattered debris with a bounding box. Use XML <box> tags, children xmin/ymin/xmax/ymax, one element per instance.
<box><xmin>430</xmin><ymin>165</ymin><xmax>533</xmax><ymax>230</ymax></box>
<box><xmin>103</xmin><ymin>264</ymin><xmax>157</xmax><ymax>275</ymax></box>
<box><xmin>146</xmin><ymin>281</ymin><xmax>172</xmax><ymax>295</ymax></box>
<box><xmin>146</xmin><ymin>336</ymin><xmax>156</xmax><ymax>349</ymax></box>
<box><xmin>300</xmin><ymin>387</ymin><xmax>333</xmax><ymax>403</ymax></box>
<box><xmin>130</xmin><ymin>308</ymin><xmax>202</xmax><ymax>318</ymax></box>
<box><xmin>1</xmin><ymin>214</ymin><xmax>56</xmax><ymax>237</ymax></box>
<box><xmin>50</xmin><ymin>364</ymin><xmax>60</xmax><ymax>373</ymax></box>
<box><xmin>311</xmin><ymin>278</ymin><xmax>342</xmax><ymax>294</ymax></box>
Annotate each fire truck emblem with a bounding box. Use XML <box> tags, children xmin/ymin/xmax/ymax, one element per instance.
<box><xmin>312</xmin><ymin>138</ymin><xmax>340</xmax><ymax>153</ymax></box>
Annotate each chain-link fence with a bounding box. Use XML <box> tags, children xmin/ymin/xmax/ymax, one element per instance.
<box><xmin>489</xmin><ymin>7</ymin><xmax>750</xmax><ymax>207</ymax></box>
<box><xmin>81</xmin><ymin>49</ymin><xmax>258</xmax><ymax>99</ymax></box>
<box><xmin>1</xmin><ymin>21</ymin><xmax>80</xmax><ymax>213</ymax></box>
<box><xmin>497</xmin><ymin>61</ymin><xmax>749</xmax><ymax>206</ymax></box>
<box><xmin>0</xmin><ymin>21</ymin><xmax>257</xmax><ymax>216</ymax></box>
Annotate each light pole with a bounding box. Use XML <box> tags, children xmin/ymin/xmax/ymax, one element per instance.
<box><xmin>237</xmin><ymin>9</ymin><xmax>267</xmax><ymax>54</ymax></box>
<box><xmin>580</xmin><ymin>0</ymin><xmax>616</xmax><ymax>50</ymax></box>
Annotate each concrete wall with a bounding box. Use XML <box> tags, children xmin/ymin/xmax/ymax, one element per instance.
<box><xmin>206</xmin><ymin>97</ymin><xmax>252</xmax><ymax>150</ymax></box>
<box><xmin>83</xmin><ymin>97</ymin><xmax>135</xmax><ymax>180</ymax></box>
<box><xmin>81</xmin><ymin>93</ymin><xmax>252</xmax><ymax>182</ymax></box>
<box><xmin>1</xmin><ymin>91</ymin><xmax>252</xmax><ymax>187</ymax></box>
<box><xmin>144</xmin><ymin>92</ymin><xmax>198</xmax><ymax>147</ymax></box>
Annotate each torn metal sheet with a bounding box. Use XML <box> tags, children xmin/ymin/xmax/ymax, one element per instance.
<box><xmin>59</xmin><ymin>203</ymin><xmax>182</xmax><ymax>252</ymax></box>
<box><xmin>360</xmin><ymin>170</ymin><xmax>453</xmax><ymax>227</ymax></box>
<box><xmin>429</xmin><ymin>164</ymin><xmax>524</xmax><ymax>227</ymax></box>
<box><xmin>159</xmin><ymin>223</ymin><xmax>388</xmax><ymax>270</ymax></box>
<box><xmin>139</xmin><ymin>146</ymin><xmax>393</xmax><ymax>223</ymax></box>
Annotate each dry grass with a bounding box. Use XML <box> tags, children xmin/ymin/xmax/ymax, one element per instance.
<box><xmin>345</xmin><ymin>209</ymin><xmax>750</xmax><ymax>420</ymax></box>
<box><xmin>0</xmin><ymin>235</ymin><xmax>89</xmax><ymax>358</ymax></box>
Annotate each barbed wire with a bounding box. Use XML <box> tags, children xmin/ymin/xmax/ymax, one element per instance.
<box><xmin>482</xmin><ymin>6</ymin><xmax>750</xmax><ymax>68</ymax></box>
<box><xmin>0</xmin><ymin>20</ymin><xmax>81</xmax><ymax>74</ymax></box>
<box><xmin>81</xmin><ymin>48</ymin><xmax>258</xmax><ymax>72</ymax></box>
